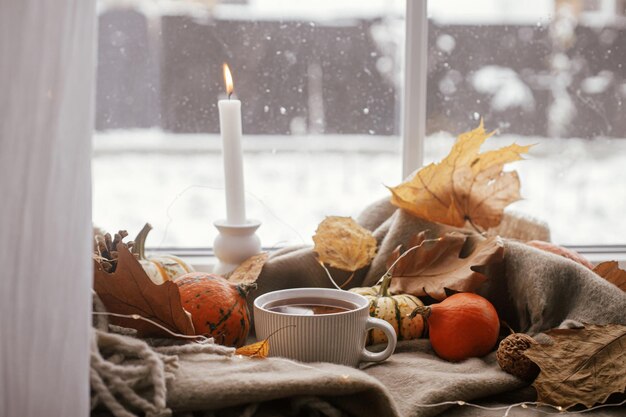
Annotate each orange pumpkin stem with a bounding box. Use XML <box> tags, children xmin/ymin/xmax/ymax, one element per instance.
<box><xmin>133</xmin><ymin>223</ymin><xmax>153</xmax><ymax>260</ymax></box>
<box><xmin>409</xmin><ymin>305</ymin><xmax>432</xmax><ymax>320</ymax></box>
<box><xmin>236</xmin><ymin>283</ymin><xmax>257</xmax><ymax>296</ymax></box>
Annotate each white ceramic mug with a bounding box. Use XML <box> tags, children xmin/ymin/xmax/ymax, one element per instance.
<box><xmin>254</xmin><ymin>288</ymin><xmax>396</xmax><ymax>367</ymax></box>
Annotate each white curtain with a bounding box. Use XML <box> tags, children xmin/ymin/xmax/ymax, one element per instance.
<box><xmin>0</xmin><ymin>1</ymin><xmax>95</xmax><ymax>416</ymax></box>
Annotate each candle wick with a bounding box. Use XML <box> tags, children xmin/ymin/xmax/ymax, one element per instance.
<box><xmin>228</xmin><ymin>92</ymin><xmax>232</xmax><ymax>100</ymax></box>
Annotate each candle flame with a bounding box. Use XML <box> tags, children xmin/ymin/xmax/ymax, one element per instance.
<box><xmin>223</xmin><ymin>63</ymin><xmax>234</xmax><ymax>97</ymax></box>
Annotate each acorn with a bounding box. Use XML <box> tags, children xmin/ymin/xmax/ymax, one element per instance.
<box><xmin>496</xmin><ymin>333</ymin><xmax>540</xmax><ymax>382</ymax></box>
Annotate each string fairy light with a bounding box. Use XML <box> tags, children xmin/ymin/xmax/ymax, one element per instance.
<box><xmin>159</xmin><ymin>183</ymin><xmax>306</xmax><ymax>248</ymax></box>
<box><xmin>411</xmin><ymin>399</ymin><xmax>626</xmax><ymax>417</ymax></box>
<box><xmin>92</xmin><ymin>311</ymin><xmax>211</xmax><ymax>343</ymax></box>
<box><xmin>318</xmin><ymin>259</ymin><xmax>343</xmax><ymax>290</ymax></box>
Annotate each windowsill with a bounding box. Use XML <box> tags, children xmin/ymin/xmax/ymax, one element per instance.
<box><xmin>567</xmin><ymin>246</ymin><xmax>626</xmax><ymax>267</ymax></box>
<box><xmin>159</xmin><ymin>246</ymin><xmax>626</xmax><ymax>272</ymax></box>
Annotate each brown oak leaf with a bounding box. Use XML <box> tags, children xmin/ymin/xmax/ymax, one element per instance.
<box><xmin>524</xmin><ymin>324</ymin><xmax>626</xmax><ymax>409</ymax></box>
<box><xmin>313</xmin><ymin>216</ymin><xmax>377</xmax><ymax>272</ymax></box>
<box><xmin>388</xmin><ymin>120</ymin><xmax>531</xmax><ymax>230</ymax></box>
<box><xmin>593</xmin><ymin>261</ymin><xmax>626</xmax><ymax>291</ymax></box>
<box><xmin>388</xmin><ymin>231</ymin><xmax>504</xmax><ymax>300</ymax></box>
<box><xmin>93</xmin><ymin>242</ymin><xmax>195</xmax><ymax>337</ymax></box>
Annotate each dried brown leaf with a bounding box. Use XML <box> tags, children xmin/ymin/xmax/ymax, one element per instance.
<box><xmin>388</xmin><ymin>232</ymin><xmax>504</xmax><ymax>300</ymax></box>
<box><xmin>227</xmin><ymin>252</ymin><xmax>269</xmax><ymax>286</ymax></box>
<box><xmin>313</xmin><ymin>216</ymin><xmax>377</xmax><ymax>272</ymax></box>
<box><xmin>235</xmin><ymin>339</ymin><xmax>269</xmax><ymax>358</ymax></box>
<box><xmin>524</xmin><ymin>324</ymin><xmax>626</xmax><ymax>409</ymax></box>
<box><xmin>388</xmin><ymin>120</ymin><xmax>531</xmax><ymax>230</ymax></box>
<box><xmin>93</xmin><ymin>243</ymin><xmax>195</xmax><ymax>337</ymax></box>
<box><xmin>593</xmin><ymin>261</ymin><xmax>626</xmax><ymax>291</ymax></box>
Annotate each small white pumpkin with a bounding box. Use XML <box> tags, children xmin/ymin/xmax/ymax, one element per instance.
<box><xmin>349</xmin><ymin>273</ymin><xmax>425</xmax><ymax>344</ymax></box>
<box><xmin>133</xmin><ymin>223</ymin><xmax>193</xmax><ymax>284</ymax></box>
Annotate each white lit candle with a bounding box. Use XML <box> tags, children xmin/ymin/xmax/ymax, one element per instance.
<box><xmin>218</xmin><ymin>63</ymin><xmax>246</xmax><ymax>224</ymax></box>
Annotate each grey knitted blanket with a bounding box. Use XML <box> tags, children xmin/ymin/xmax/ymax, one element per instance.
<box><xmin>92</xmin><ymin>199</ymin><xmax>626</xmax><ymax>417</ymax></box>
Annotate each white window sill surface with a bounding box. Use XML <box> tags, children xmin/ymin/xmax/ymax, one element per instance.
<box><xmin>163</xmin><ymin>247</ymin><xmax>626</xmax><ymax>273</ymax></box>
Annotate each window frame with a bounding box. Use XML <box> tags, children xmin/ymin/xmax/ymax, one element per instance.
<box><xmin>402</xmin><ymin>0</ymin><xmax>428</xmax><ymax>178</ymax></box>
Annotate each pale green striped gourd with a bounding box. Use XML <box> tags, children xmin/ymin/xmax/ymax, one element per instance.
<box><xmin>133</xmin><ymin>223</ymin><xmax>193</xmax><ymax>285</ymax></box>
<box><xmin>349</xmin><ymin>273</ymin><xmax>425</xmax><ymax>345</ymax></box>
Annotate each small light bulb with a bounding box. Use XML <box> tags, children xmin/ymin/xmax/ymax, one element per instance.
<box><xmin>457</xmin><ymin>401</ymin><xmax>465</xmax><ymax>406</ymax></box>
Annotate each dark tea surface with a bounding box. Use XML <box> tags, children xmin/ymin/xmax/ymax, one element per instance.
<box><xmin>265</xmin><ymin>297</ymin><xmax>357</xmax><ymax>315</ymax></box>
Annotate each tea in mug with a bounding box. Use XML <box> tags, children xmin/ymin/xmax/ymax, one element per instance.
<box><xmin>265</xmin><ymin>297</ymin><xmax>357</xmax><ymax>315</ymax></box>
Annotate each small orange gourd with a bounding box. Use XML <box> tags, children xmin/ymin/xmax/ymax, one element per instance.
<box><xmin>176</xmin><ymin>272</ymin><xmax>254</xmax><ymax>347</ymax></box>
<box><xmin>411</xmin><ymin>293</ymin><xmax>500</xmax><ymax>362</ymax></box>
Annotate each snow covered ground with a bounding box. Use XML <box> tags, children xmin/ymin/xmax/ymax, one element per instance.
<box><xmin>92</xmin><ymin>130</ymin><xmax>626</xmax><ymax>248</ymax></box>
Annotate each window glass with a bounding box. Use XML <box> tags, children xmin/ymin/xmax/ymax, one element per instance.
<box><xmin>94</xmin><ymin>0</ymin><xmax>404</xmax><ymax>248</ymax></box>
<box><xmin>93</xmin><ymin>0</ymin><xmax>626</xmax><ymax>248</ymax></box>
<box><xmin>427</xmin><ymin>0</ymin><xmax>626</xmax><ymax>245</ymax></box>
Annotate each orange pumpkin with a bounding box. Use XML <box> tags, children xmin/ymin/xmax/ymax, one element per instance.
<box><xmin>176</xmin><ymin>272</ymin><xmax>253</xmax><ymax>347</ymax></box>
<box><xmin>411</xmin><ymin>293</ymin><xmax>500</xmax><ymax>362</ymax></box>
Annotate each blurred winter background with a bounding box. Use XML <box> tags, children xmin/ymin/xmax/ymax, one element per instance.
<box><xmin>93</xmin><ymin>0</ymin><xmax>626</xmax><ymax>249</ymax></box>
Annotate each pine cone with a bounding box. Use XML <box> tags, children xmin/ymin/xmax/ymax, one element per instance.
<box><xmin>93</xmin><ymin>229</ymin><xmax>131</xmax><ymax>272</ymax></box>
<box><xmin>496</xmin><ymin>333</ymin><xmax>540</xmax><ymax>382</ymax></box>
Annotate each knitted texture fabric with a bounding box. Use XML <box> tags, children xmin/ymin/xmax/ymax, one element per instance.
<box><xmin>91</xmin><ymin>199</ymin><xmax>626</xmax><ymax>417</ymax></box>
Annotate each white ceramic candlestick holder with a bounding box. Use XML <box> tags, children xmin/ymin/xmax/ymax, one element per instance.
<box><xmin>213</xmin><ymin>219</ymin><xmax>262</xmax><ymax>275</ymax></box>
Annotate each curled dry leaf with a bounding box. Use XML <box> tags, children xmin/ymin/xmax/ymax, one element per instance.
<box><xmin>388</xmin><ymin>231</ymin><xmax>504</xmax><ymax>301</ymax></box>
<box><xmin>235</xmin><ymin>339</ymin><xmax>269</xmax><ymax>358</ymax></box>
<box><xmin>235</xmin><ymin>325</ymin><xmax>296</xmax><ymax>358</ymax></box>
<box><xmin>524</xmin><ymin>324</ymin><xmax>626</xmax><ymax>409</ymax></box>
<box><xmin>227</xmin><ymin>252</ymin><xmax>269</xmax><ymax>286</ymax></box>
<box><xmin>593</xmin><ymin>261</ymin><xmax>626</xmax><ymax>292</ymax></box>
<box><xmin>388</xmin><ymin>120</ymin><xmax>531</xmax><ymax>230</ymax></box>
<box><xmin>93</xmin><ymin>242</ymin><xmax>195</xmax><ymax>338</ymax></box>
<box><xmin>313</xmin><ymin>216</ymin><xmax>377</xmax><ymax>272</ymax></box>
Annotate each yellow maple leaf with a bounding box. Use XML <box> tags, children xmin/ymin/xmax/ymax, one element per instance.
<box><xmin>235</xmin><ymin>339</ymin><xmax>269</xmax><ymax>358</ymax></box>
<box><xmin>235</xmin><ymin>325</ymin><xmax>296</xmax><ymax>359</ymax></box>
<box><xmin>389</xmin><ymin>120</ymin><xmax>531</xmax><ymax>231</ymax></box>
<box><xmin>313</xmin><ymin>216</ymin><xmax>377</xmax><ymax>272</ymax></box>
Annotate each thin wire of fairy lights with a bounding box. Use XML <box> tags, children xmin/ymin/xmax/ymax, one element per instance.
<box><xmin>413</xmin><ymin>399</ymin><xmax>626</xmax><ymax>417</ymax></box>
<box><xmin>92</xmin><ymin>311</ymin><xmax>210</xmax><ymax>342</ymax></box>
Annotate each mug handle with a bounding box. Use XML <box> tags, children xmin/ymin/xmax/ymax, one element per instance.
<box><xmin>359</xmin><ymin>317</ymin><xmax>397</xmax><ymax>363</ymax></box>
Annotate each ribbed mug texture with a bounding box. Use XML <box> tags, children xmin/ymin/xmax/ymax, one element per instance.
<box><xmin>254</xmin><ymin>288</ymin><xmax>394</xmax><ymax>367</ymax></box>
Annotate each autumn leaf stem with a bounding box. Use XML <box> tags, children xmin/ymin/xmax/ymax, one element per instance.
<box><xmin>265</xmin><ymin>324</ymin><xmax>297</xmax><ymax>340</ymax></box>
<box><xmin>466</xmin><ymin>217</ymin><xmax>485</xmax><ymax>235</ymax></box>
<box><xmin>377</xmin><ymin>238</ymin><xmax>443</xmax><ymax>288</ymax></box>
